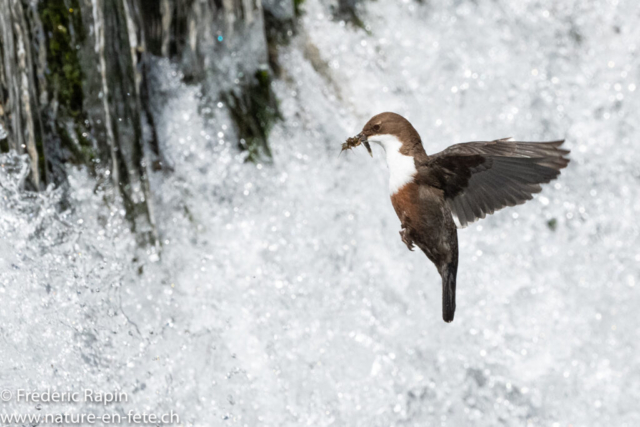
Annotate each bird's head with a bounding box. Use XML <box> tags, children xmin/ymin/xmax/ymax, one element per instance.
<box><xmin>353</xmin><ymin>112</ymin><xmax>425</xmax><ymax>158</ymax></box>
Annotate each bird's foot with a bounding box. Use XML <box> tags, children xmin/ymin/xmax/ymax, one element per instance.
<box><xmin>399</xmin><ymin>229</ymin><xmax>415</xmax><ymax>251</ymax></box>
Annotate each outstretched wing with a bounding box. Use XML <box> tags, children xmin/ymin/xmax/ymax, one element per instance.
<box><xmin>416</xmin><ymin>138</ymin><xmax>570</xmax><ymax>227</ymax></box>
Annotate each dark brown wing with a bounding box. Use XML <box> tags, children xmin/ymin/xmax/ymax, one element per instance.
<box><xmin>416</xmin><ymin>138</ymin><xmax>570</xmax><ymax>227</ymax></box>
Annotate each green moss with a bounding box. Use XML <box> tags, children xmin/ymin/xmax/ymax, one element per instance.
<box><xmin>0</xmin><ymin>135</ymin><xmax>8</xmax><ymax>153</ymax></box>
<box><xmin>40</xmin><ymin>1</ymin><xmax>84</xmax><ymax>117</ymax></box>
<box><xmin>224</xmin><ymin>69</ymin><xmax>281</xmax><ymax>163</ymax></box>
<box><xmin>57</xmin><ymin>121</ymin><xmax>95</xmax><ymax>166</ymax></box>
<box><xmin>294</xmin><ymin>0</ymin><xmax>305</xmax><ymax>16</ymax></box>
<box><xmin>40</xmin><ymin>1</ymin><xmax>95</xmax><ymax>169</ymax></box>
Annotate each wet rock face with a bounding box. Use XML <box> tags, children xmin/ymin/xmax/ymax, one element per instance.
<box><xmin>137</xmin><ymin>0</ymin><xmax>282</xmax><ymax>164</ymax></box>
<box><xmin>0</xmin><ymin>0</ymin><xmax>153</xmax><ymax>243</ymax></box>
<box><xmin>263</xmin><ymin>0</ymin><xmax>296</xmax><ymax>21</ymax></box>
<box><xmin>0</xmin><ymin>0</ymin><xmax>292</xmax><ymax>244</ymax></box>
<box><xmin>138</xmin><ymin>0</ymin><xmax>269</xmax><ymax>84</ymax></box>
<box><xmin>0</xmin><ymin>1</ymin><xmax>46</xmax><ymax>190</ymax></box>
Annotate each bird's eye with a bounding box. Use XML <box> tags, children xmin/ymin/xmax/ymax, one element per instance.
<box><xmin>372</xmin><ymin>124</ymin><xmax>381</xmax><ymax>132</ymax></box>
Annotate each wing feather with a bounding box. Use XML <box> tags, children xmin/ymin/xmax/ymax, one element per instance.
<box><xmin>417</xmin><ymin>139</ymin><xmax>570</xmax><ymax>227</ymax></box>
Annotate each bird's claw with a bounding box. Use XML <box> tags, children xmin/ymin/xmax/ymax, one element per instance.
<box><xmin>399</xmin><ymin>229</ymin><xmax>415</xmax><ymax>251</ymax></box>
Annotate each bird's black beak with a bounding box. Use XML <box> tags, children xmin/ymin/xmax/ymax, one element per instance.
<box><xmin>357</xmin><ymin>133</ymin><xmax>373</xmax><ymax>157</ymax></box>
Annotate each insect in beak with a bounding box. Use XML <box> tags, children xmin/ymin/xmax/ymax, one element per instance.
<box><xmin>341</xmin><ymin>133</ymin><xmax>372</xmax><ymax>157</ymax></box>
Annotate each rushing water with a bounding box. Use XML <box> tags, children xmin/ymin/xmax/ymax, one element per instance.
<box><xmin>1</xmin><ymin>0</ymin><xmax>639</xmax><ymax>425</ymax></box>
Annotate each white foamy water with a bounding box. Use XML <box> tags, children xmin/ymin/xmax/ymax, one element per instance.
<box><xmin>1</xmin><ymin>1</ymin><xmax>639</xmax><ymax>426</ymax></box>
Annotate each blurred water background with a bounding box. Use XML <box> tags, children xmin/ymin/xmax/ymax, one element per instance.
<box><xmin>1</xmin><ymin>0</ymin><xmax>639</xmax><ymax>425</ymax></box>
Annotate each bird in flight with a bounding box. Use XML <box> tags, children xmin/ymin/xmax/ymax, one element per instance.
<box><xmin>346</xmin><ymin>112</ymin><xmax>569</xmax><ymax>323</ymax></box>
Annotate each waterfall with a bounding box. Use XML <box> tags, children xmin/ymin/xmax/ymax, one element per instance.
<box><xmin>1</xmin><ymin>0</ymin><xmax>640</xmax><ymax>425</ymax></box>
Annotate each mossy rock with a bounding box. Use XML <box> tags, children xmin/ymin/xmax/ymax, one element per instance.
<box><xmin>40</xmin><ymin>0</ymin><xmax>84</xmax><ymax>117</ymax></box>
<box><xmin>224</xmin><ymin>69</ymin><xmax>281</xmax><ymax>163</ymax></box>
<box><xmin>40</xmin><ymin>1</ymin><xmax>95</xmax><ymax>169</ymax></box>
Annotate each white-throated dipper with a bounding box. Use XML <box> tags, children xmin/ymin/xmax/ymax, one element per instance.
<box><xmin>348</xmin><ymin>112</ymin><xmax>569</xmax><ymax>323</ymax></box>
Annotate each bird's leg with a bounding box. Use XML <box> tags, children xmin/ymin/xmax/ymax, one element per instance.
<box><xmin>398</xmin><ymin>213</ymin><xmax>415</xmax><ymax>251</ymax></box>
<box><xmin>399</xmin><ymin>227</ymin><xmax>415</xmax><ymax>251</ymax></box>
<box><xmin>400</xmin><ymin>228</ymin><xmax>413</xmax><ymax>251</ymax></box>
<box><xmin>399</xmin><ymin>229</ymin><xmax>415</xmax><ymax>251</ymax></box>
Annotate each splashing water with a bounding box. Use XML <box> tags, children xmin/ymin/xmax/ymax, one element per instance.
<box><xmin>1</xmin><ymin>1</ymin><xmax>640</xmax><ymax>426</ymax></box>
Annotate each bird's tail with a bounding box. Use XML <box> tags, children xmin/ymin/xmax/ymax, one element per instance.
<box><xmin>441</xmin><ymin>261</ymin><xmax>457</xmax><ymax>323</ymax></box>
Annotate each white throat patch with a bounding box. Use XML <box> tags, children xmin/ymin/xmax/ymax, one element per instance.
<box><xmin>370</xmin><ymin>134</ymin><xmax>417</xmax><ymax>194</ymax></box>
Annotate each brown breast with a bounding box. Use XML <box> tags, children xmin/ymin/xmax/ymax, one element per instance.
<box><xmin>390</xmin><ymin>182</ymin><xmax>420</xmax><ymax>227</ymax></box>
